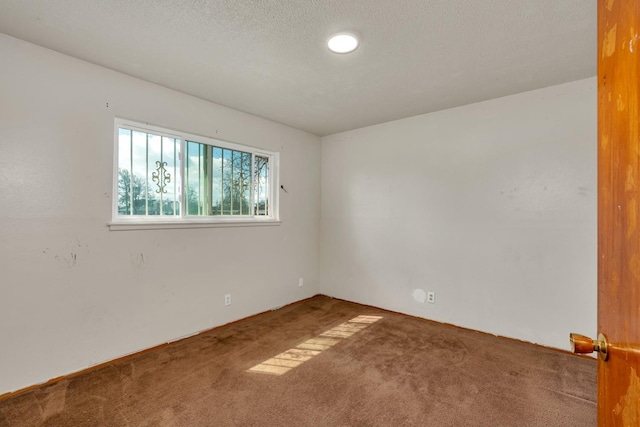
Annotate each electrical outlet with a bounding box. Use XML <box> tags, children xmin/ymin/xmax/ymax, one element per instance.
<box><xmin>225</xmin><ymin>294</ymin><xmax>231</xmax><ymax>306</ymax></box>
<box><xmin>427</xmin><ymin>291</ymin><xmax>436</xmax><ymax>304</ymax></box>
<box><xmin>299</xmin><ymin>277</ymin><xmax>304</xmax><ymax>287</ymax></box>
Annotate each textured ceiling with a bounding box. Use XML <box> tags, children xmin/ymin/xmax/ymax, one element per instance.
<box><xmin>0</xmin><ymin>0</ymin><xmax>596</xmax><ymax>136</ymax></box>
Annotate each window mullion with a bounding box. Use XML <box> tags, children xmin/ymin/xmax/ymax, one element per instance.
<box><xmin>180</xmin><ymin>140</ymin><xmax>185</xmax><ymax>218</ymax></box>
<box><xmin>251</xmin><ymin>153</ymin><xmax>255</xmax><ymax>217</ymax></box>
<box><xmin>265</xmin><ymin>158</ymin><xmax>269</xmax><ymax>216</ymax></box>
<box><xmin>221</xmin><ymin>149</ymin><xmax>225</xmax><ymax>216</ymax></box>
<box><xmin>159</xmin><ymin>137</ymin><xmax>164</xmax><ymax>216</ymax></box>
<box><xmin>129</xmin><ymin>129</ymin><xmax>133</xmax><ymax>216</ymax></box>
<box><xmin>230</xmin><ymin>150</ymin><xmax>234</xmax><ymax>215</ymax></box>
<box><xmin>199</xmin><ymin>144</ymin><xmax>203</xmax><ymax>215</ymax></box>
<box><xmin>145</xmin><ymin>133</ymin><xmax>149</xmax><ymax>216</ymax></box>
<box><xmin>205</xmin><ymin>145</ymin><xmax>212</xmax><ymax>216</ymax></box>
<box><xmin>174</xmin><ymin>139</ymin><xmax>178</xmax><ymax>216</ymax></box>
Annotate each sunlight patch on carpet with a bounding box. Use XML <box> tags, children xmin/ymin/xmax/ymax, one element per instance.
<box><xmin>248</xmin><ymin>315</ymin><xmax>383</xmax><ymax>375</ymax></box>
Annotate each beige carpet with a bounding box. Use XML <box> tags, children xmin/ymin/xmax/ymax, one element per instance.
<box><xmin>0</xmin><ymin>295</ymin><xmax>596</xmax><ymax>426</ymax></box>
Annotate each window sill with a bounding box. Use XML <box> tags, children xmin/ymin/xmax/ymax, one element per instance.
<box><xmin>108</xmin><ymin>219</ymin><xmax>282</xmax><ymax>231</ymax></box>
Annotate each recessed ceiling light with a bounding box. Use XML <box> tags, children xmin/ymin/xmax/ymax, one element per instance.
<box><xmin>327</xmin><ymin>33</ymin><xmax>359</xmax><ymax>54</ymax></box>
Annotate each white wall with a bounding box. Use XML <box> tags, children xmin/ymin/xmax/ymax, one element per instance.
<box><xmin>320</xmin><ymin>78</ymin><xmax>597</xmax><ymax>350</ymax></box>
<box><xmin>0</xmin><ymin>34</ymin><xmax>320</xmax><ymax>395</ymax></box>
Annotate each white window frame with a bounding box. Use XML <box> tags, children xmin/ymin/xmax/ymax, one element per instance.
<box><xmin>109</xmin><ymin>118</ymin><xmax>280</xmax><ymax>231</ymax></box>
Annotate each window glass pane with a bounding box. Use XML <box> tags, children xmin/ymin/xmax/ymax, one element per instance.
<box><xmin>117</xmin><ymin>128</ymin><xmax>132</xmax><ymax>215</ymax></box>
<box><xmin>131</xmin><ymin>131</ymin><xmax>149</xmax><ymax>215</ymax></box>
<box><xmin>117</xmin><ymin>128</ymin><xmax>180</xmax><ymax>217</ymax></box>
<box><xmin>147</xmin><ymin>133</ymin><xmax>161</xmax><ymax>215</ymax></box>
<box><xmin>217</xmin><ymin>148</ymin><xmax>252</xmax><ymax>216</ymax></box>
<box><xmin>254</xmin><ymin>155</ymin><xmax>270</xmax><ymax>216</ymax></box>
<box><xmin>222</xmin><ymin>149</ymin><xmax>232</xmax><ymax>215</ymax></box>
<box><xmin>230</xmin><ymin>150</ymin><xmax>251</xmax><ymax>215</ymax></box>
<box><xmin>186</xmin><ymin>141</ymin><xmax>206</xmax><ymax>215</ymax></box>
<box><xmin>212</xmin><ymin>147</ymin><xmax>223</xmax><ymax>215</ymax></box>
<box><xmin>185</xmin><ymin>142</ymin><xmax>255</xmax><ymax>217</ymax></box>
<box><xmin>161</xmin><ymin>136</ymin><xmax>180</xmax><ymax>216</ymax></box>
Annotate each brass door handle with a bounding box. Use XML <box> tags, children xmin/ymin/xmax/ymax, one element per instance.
<box><xmin>570</xmin><ymin>332</ymin><xmax>609</xmax><ymax>361</ymax></box>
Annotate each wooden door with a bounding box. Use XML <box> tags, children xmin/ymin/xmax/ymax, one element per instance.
<box><xmin>598</xmin><ymin>0</ymin><xmax>640</xmax><ymax>425</ymax></box>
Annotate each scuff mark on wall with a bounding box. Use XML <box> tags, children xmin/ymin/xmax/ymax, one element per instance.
<box><xmin>42</xmin><ymin>248</ymin><xmax>77</xmax><ymax>269</ymax></box>
<box><xmin>130</xmin><ymin>253</ymin><xmax>145</xmax><ymax>271</ymax></box>
<box><xmin>412</xmin><ymin>289</ymin><xmax>427</xmax><ymax>303</ymax></box>
<box><xmin>40</xmin><ymin>239</ymin><xmax>89</xmax><ymax>269</ymax></box>
<box><xmin>54</xmin><ymin>252</ymin><xmax>77</xmax><ymax>268</ymax></box>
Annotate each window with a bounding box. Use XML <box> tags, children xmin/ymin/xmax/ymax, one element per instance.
<box><xmin>111</xmin><ymin>119</ymin><xmax>279</xmax><ymax>230</ymax></box>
